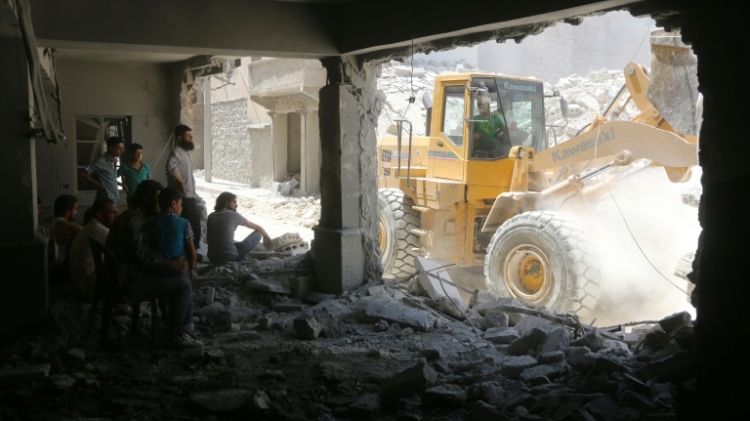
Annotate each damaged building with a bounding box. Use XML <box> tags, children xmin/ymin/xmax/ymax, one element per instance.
<box><xmin>0</xmin><ymin>0</ymin><xmax>746</xmax><ymax>420</ymax></box>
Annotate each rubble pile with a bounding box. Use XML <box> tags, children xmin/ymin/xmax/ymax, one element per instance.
<box><xmin>376</xmin><ymin>59</ymin><xmax>642</xmax><ymax>145</ymax></box>
<box><xmin>1</xmin><ymin>252</ymin><xmax>696</xmax><ymax>420</ymax></box>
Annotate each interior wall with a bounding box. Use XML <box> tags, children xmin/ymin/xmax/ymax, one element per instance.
<box><xmin>35</xmin><ymin>60</ymin><xmax>175</xmax><ymax>219</ymax></box>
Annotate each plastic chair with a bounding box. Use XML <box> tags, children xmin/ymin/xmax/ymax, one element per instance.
<box><xmin>88</xmin><ymin>239</ymin><xmax>159</xmax><ymax>346</ymax></box>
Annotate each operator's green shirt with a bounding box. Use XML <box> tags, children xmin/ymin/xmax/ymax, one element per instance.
<box><xmin>472</xmin><ymin>112</ymin><xmax>506</xmax><ymax>150</ymax></box>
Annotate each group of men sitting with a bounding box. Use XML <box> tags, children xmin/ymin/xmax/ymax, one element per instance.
<box><xmin>42</xmin><ymin>184</ymin><xmax>272</xmax><ymax>349</ymax></box>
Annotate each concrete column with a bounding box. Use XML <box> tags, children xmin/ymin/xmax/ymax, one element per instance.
<box><xmin>270</xmin><ymin>111</ymin><xmax>289</xmax><ymax>182</ymax></box>
<box><xmin>677</xmin><ymin>6</ymin><xmax>748</xmax><ymax>420</ymax></box>
<box><xmin>312</xmin><ymin>57</ymin><xmax>382</xmax><ymax>294</ymax></box>
<box><xmin>0</xmin><ymin>35</ymin><xmax>48</xmax><ymax>339</ymax></box>
<box><xmin>204</xmin><ymin>77</ymin><xmax>213</xmax><ymax>182</ymax></box>
<box><xmin>299</xmin><ymin>109</ymin><xmax>321</xmax><ymax>196</ymax></box>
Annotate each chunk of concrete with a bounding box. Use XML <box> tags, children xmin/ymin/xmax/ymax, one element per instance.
<box><xmin>485</xmin><ymin>310</ymin><xmax>509</xmax><ymax>328</ymax></box>
<box><xmin>507</xmin><ymin>328</ymin><xmax>548</xmax><ymax>356</ymax></box>
<box><xmin>500</xmin><ymin>355</ymin><xmax>538</xmax><ymax>378</ymax></box>
<box><xmin>273</xmin><ymin>302</ymin><xmax>306</xmax><ymax>313</ymax></box>
<box><xmin>658</xmin><ymin>311</ymin><xmax>692</xmax><ymax>334</ymax></box>
<box><xmin>468</xmin><ymin>289</ymin><xmax>496</xmax><ymax>308</ymax></box>
<box><xmin>513</xmin><ymin>316</ymin><xmax>554</xmax><ymax>336</ymax></box>
<box><xmin>293</xmin><ymin>314</ymin><xmax>321</xmax><ymax>340</ymax></box>
<box><xmin>349</xmin><ymin>393</ymin><xmax>382</xmax><ymax>418</ymax></box>
<box><xmin>466</xmin><ymin>381</ymin><xmax>505</xmax><ymax>405</ymax></box>
<box><xmin>538</xmin><ymin>326</ymin><xmax>570</xmax><ymax>354</ymax></box>
<box><xmin>415</xmin><ymin>257</ymin><xmax>469</xmax><ymax>317</ymax></box>
<box><xmin>380</xmin><ymin>359</ymin><xmax>437</xmax><ymax>400</ymax></box>
<box><xmin>483</xmin><ymin>327</ymin><xmax>520</xmax><ymax>345</ymax></box>
<box><xmin>570</xmin><ymin>329</ymin><xmax>607</xmax><ymax>352</ymax></box>
<box><xmin>567</xmin><ymin>353</ymin><xmax>630</xmax><ymax>375</ymax></box>
<box><xmin>356</xmin><ymin>299</ymin><xmax>438</xmax><ymax>332</ymax></box>
<box><xmin>437</xmin><ymin>296</ymin><xmax>467</xmax><ymax>320</ymax></box>
<box><xmin>469</xmin><ymin>400</ymin><xmax>504</xmax><ymax>421</ymax></box>
<box><xmin>519</xmin><ymin>361</ymin><xmax>568</xmax><ymax>384</ymax></box>
<box><xmin>538</xmin><ymin>350</ymin><xmax>565</xmax><ymax>364</ymax></box>
<box><xmin>292</xmin><ymin>276</ymin><xmax>314</xmax><ymax>300</ymax></box>
<box><xmin>249</xmin><ymin>390</ymin><xmax>271</xmax><ymax>410</ymax></box>
<box><xmin>368</xmin><ymin>285</ymin><xmax>392</xmax><ymax>300</ymax></box>
<box><xmin>422</xmin><ymin>384</ymin><xmax>467</xmax><ymax>408</ymax></box>
<box><xmin>245</xmin><ymin>278</ymin><xmax>291</xmax><ymax>294</ymax></box>
<box><xmin>189</xmin><ymin>389</ymin><xmax>252</xmax><ymax>412</ymax></box>
<box><xmin>0</xmin><ymin>364</ymin><xmax>50</xmax><ymax>387</ymax></box>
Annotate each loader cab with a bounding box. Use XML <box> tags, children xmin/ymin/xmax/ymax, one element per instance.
<box><xmin>468</xmin><ymin>77</ymin><xmax>547</xmax><ymax>160</ymax></box>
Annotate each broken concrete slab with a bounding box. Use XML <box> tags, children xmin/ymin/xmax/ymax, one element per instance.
<box><xmin>468</xmin><ymin>289</ymin><xmax>496</xmax><ymax>308</ymax></box>
<box><xmin>355</xmin><ymin>299</ymin><xmax>438</xmax><ymax>332</ymax></box>
<box><xmin>303</xmin><ymin>292</ymin><xmax>337</xmax><ymax>304</ymax></box>
<box><xmin>472</xmin><ymin>298</ymin><xmax>527</xmax><ymax>325</ymax></box>
<box><xmin>437</xmin><ymin>296</ymin><xmax>467</xmax><ymax>320</ymax></box>
<box><xmin>422</xmin><ymin>384</ymin><xmax>467</xmax><ymax>408</ymax></box>
<box><xmin>380</xmin><ymin>359</ymin><xmax>437</xmax><ymax>401</ymax></box>
<box><xmin>567</xmin><ymin>353</ymin><xmax>630</xmax><ymax>375</ymax></box>
<box><xmin>0</xmin><ymin>364</ymin><xmax>50</xmax><ymax>387</ymax></box>
<box><xmin>500</xmin><ymin>355</ymin><xmax>538</xmax><ymax>377</ymax></box>
<box><xmin>309</xmin><ymin>299</ymin><xmax>354</xmax><ymax>322</ymax></box>
<box><xmin>315</xmin><ymin>308</ymin><xmax>348</xmax><ymax>338</ymax></box>
<box><xmin>367</xmin><ymin>285</ymin><xmax>393</xmax><ymax>300</ymax></box>
<box><xmin>570</xmin><ymin>329</ymin><xmax>607</xmax><ymax>352</ymax></box>
<box><xmin>245</xmin><ymin>278</ymin><xmax>292</xmax><ymax>294</ymax></box>
<box><xmin>249</xmin><ymin>390</ymin><xmax>271</xmax><ymax>410</ymax></box>
<box><xmin>189</xmin><ymin>389</ymin><xmax>252</xmax><ymax>412</ymax></box>
<box><xmin>483</xmin><ymin>327</ymin><xmax>520</xmax><ymax>345</ymax></box>
<box><xmin>291</xmin><ymin>276</ymin><xmax>313</xmax><ymax>300</ymax></box>
<box><xmin>513</xmin><ymin>316</ymin><xmax>554</xmax><ymax>336</ymax></box>
<box><xmin>415</xmin><ymin>257</ymin><xmax>469</xmax><ymax>317</ymax></box>
<box><xmin>469</xmin><ymin>400</ymin><xmax>504</xmax><ymax>420</ymax></box>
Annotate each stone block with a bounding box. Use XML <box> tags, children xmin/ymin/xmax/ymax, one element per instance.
<box><xmin>292</xmin><ymin>276</ymin><xmax>314</xmax><ymax>300</ymax></box>
<box><xmin>468</xmin><ymin>289</ymin><xmax>496</xmax><ymax>308</ymax></box>
<box><xmin>293</xmin><ymin>314</ymin><xmax>321</xmax><ymax>340</ymax></box>
<box><xmin>422</xmin><ymin>384</ymin><xmax>467</xmax><ymax>408</ymax></box>
<box><xmin>519</xmin><ymin>361</ymin><xmax>568</xmax><ymax>384</ymax></box>
<box><xmin>380</xmin><ymin>359</ymin><xmax>437</xmax><ymax>400</ymax></box>
<box><xmin>355</xmin><ymin>299</ymin><xmax>438</xmax><ymax>332</ymax></box>
<box><xmin>437</xmin><ymin>296</ymin><xmax>467</xmax><ymax>319</ymax></box>
<box><xmin>539</xmin><ymin>350</ymin><xmax>565</xmax><ymax>364</ymax></box>
<box><xmin>507</xmin><ymin>328</ymin><xmax>548</xmax><ymax>356</ymax></box>
<box><xmin>349</xmin><ymin>393</ymin><xmax>382</xmax><ymax>418</ymax></box>
<box><xmin>189</xmin><ymin>389</ymin><xmax>252</xmax><ymax>412</ymax></box>
<box><xmin>539</xmin><ymin>326</ymin><xmax>570</xmax><ymax>354</ymax></box>
<box><xmin>483</xmin><ymin>327</ymin><xmax>519</xmax><ymax>345</ymax></box>
<box><xmin>466</xmin><ymin>381</ymin><xmax>505</xmax><ymax>405</ymax></box>
<box><xmin>570</xmin><ymin>329</ymin><xmax>607</xmax><ymax>352</ymax></box>
<box><xmin>485</xmin><ymin>310</ymin><xmax>509</xmax><ymax>328</ymax></box>
<box><xmin>500</xmin><ymin>355</ymin><xmax>538</xmax><ymax>378</ymax></box>
<box><xmin>0</xmin><ymin>364</ymin><xmax>50</xmax><ymax>387</ymax></box>
<box><xmin>513</xmin><ymin>316</ymin><xmax>554</xmax><ymax>336</ymax></box>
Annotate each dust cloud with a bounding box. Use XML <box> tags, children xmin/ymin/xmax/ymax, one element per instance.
<box><xmin>575</xmin><ymin>164</ymin><xmax>702</xmax><ymax>327</ymax></box>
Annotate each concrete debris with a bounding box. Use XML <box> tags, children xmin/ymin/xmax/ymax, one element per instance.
<box><xmin>415</xmin><ymin>257</ymin><xmax>469</xmax><ymax>319</ymax></box>
<box><xmin>355</xmin><ymin>299</ymin><xmax>438</xmax><ymax>332</ymax></box>
<box><xmin>189</xmin><ymin>389</ymin><xmax>252</xmax><ymax>412</ymax></box>
<box><xmin>380</xmin><ymin>359</ymin><xmax>437</xmax><ymax>401</ymax></box>
<box><xmin>0</xmin><ymin>238</ymin><xmax>695</xmax><ymax>421</ymax></box>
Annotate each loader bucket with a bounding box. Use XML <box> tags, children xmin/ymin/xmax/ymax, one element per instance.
<box><xmin>648</xmin><ymin>29</ymin><xmax>701</xmax><ymax>136</ymax></box>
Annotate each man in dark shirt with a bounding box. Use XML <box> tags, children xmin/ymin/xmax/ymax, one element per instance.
<box><xmin>106</xmin><ymin>180</ymin><xmax>201</xmax><ymax>349</ymax></box>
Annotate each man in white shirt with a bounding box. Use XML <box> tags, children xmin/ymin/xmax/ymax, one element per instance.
<box><xmin>68</xmin><ymin>198</ymin><xmax>118</xmax><ymax>299</ymax></box>
<box><xmin>207</xmin><ymin>192</ymin><xmax>272</xmax><ymax>265</ymax></box>
<box><xmin>166</xmin><ymin>124</ymin><xmax>203</xmax><ymax>250</ymax></box>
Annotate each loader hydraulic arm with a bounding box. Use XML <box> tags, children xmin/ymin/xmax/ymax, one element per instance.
<box><xmin>531</xmin><ymin>120</ymin><xmax>697</xmax><ymax>183</ymax></box>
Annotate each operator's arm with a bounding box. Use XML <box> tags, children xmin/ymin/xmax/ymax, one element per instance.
<box><xmin>242</xmin><ymin>220</ymin><xmax>273</xmax><ymax>249</ymax></box>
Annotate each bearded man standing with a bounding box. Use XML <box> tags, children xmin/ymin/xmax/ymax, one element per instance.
<box><xmin>166</xmin><ymin>124</ymin><xmax>202</xmax><ymax>250</ymax></box>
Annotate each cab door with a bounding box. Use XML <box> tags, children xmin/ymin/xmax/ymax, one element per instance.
<box><xmin>428</xmin><ymin>84</ymin><xmax>467</xmax><ymax>181</ymax></box>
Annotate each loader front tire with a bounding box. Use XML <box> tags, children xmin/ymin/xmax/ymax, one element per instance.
<box><xmin>378</xmin><ymin>189</ymin><xmax>421</xmax><ymax>279</ymax></box>
<box><xmin>484</xmin><ymin>211</ymin><xmax>601</xmax><ymax>317</ymax></box>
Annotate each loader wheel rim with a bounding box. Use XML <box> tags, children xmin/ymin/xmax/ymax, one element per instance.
<box><xmin>378</xmin><ymin>217</ymin><xmax>387</xmax><ymax>254</ymax></box>
<box><xmin>504</xmin><ymin>244</ymin><xmax>552</xmax><ymax>302</ymax></box>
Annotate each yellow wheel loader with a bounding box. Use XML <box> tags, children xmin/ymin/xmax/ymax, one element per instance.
<box><xmin>376</xmin><ymin>31</ymin><xmax>699</xmax><ymax>317</ymax></box>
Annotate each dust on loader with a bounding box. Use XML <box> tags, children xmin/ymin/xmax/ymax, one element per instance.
<box><xmin>376</xmin><ymin>30</ymin><xmax>699</xmax><ymax>318</ymax></box>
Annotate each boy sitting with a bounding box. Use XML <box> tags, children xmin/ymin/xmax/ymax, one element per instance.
<box><xmin>147</xmin><ymin>187</ymin><xmax>196</xmax><ymax>280</ymax></box>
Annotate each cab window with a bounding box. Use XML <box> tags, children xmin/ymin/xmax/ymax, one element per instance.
<box><xmin>441</xmin><ymin>85</ymin><xmax>466</xmax><ymax>146</ymax></box>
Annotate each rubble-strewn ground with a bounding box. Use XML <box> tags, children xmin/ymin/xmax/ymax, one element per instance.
<box><xmin>0</xmin><ymin>250</ymin><xmax>694</xmax><ymax>420</ymax></box>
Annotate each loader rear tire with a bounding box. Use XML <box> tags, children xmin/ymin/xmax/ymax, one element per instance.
<box><xmin>378</xmin><ymin>189</ymin><xmax>421</xmax><ymax>279</ymax></box>
<box><xmin>484</xmin><ymin>211</ymin><xmax>601</xmax><ymax>317</ymax></box>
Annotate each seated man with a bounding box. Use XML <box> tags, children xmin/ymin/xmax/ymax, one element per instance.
<box><xmin>106</xmin><ymin>180</ymin><xmax>201</xmax><ymax>349</ymax></box>
<box><xmin>207</xmin><ymin>192</ymin><xmax>272</xmax><ymax>265</ymax></box>
<box><xmin>68</xmin><ymin>198</ymin><xmax>117</xmax><ymax>300</ymax></box>
<box><xmin>471</xmin><ymin>91</ymin><xmax>511</xmax><ymax>158</ymax></box>
<box><xmin>147</xmin><ymin>187</ymin><xmax>197</xmax><ymax>280</ymax></box>
<box><xmin>50</xmin><ymin>195</ymin><xmax>83</xmax><ymax>285</ymax></box>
